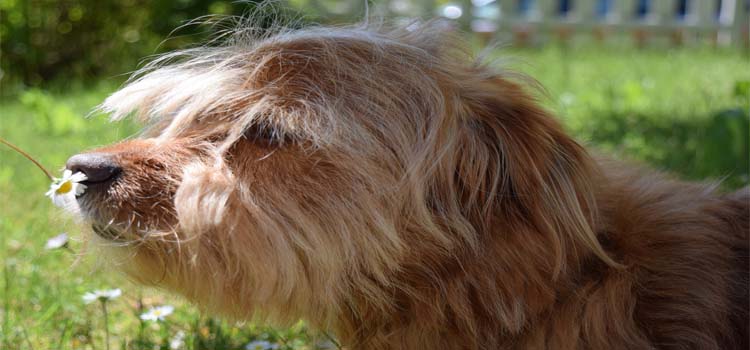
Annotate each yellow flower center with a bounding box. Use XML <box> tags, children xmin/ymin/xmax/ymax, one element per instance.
<box><xmin>56</xmin><ymin>181</ymin><xmax>72</xmax><ymax>194</ymax></box>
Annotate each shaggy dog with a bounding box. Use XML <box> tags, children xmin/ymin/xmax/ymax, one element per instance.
<box><xmin>65</xmin><ymin>22</ymin><xmax>749</xmax><ymax>349</ymax></box>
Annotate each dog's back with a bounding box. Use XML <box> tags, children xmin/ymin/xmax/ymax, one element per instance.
<box><xmin>723</xmin><ymin>187</ymin><xmax>749</xmax><ymax>350</ymax></box>
<box><xmin>597</xmin><ymin>162</ymin><xmax>749</xmax><ymax>350</ymax></box>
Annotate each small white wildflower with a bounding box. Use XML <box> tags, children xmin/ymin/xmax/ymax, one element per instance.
<box><xmin>560</xmin><ymin>92</ymin><xmax>576</xmax><ymax>106</ymax></box>
<box><xmin>245</xmin><ymin>340</ymin><xmax>280</xmax><ymax>350</ymax></box>
<box><xmin>46</xmin><ymin>169</ymin><xmax>87</xmax><ymax>208</ymax></box>
<box><xmin>441</xmin><ymin>5</ymin><xmax>463</xmax><ymax>19</ymax></box>
<box><xmin>82</xmin><ymin>289</ymin><xmax>122</xmax><ymax>304</ymax></box>
<box><xmin>170</xmin><ymin>330</ymin><xmax>186</xmax><ymax>350</ymax></box>
<box><xmin>45</xmin><ymin>232</ymin><xmax>69</xmax><ymax>250</ymax></box>
<box><xmin>140</xmin><ymin>305</ymin><xmax>175</xmax><ymax>322</ymax></box>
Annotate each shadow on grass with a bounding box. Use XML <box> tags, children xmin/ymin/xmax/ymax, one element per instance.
<box><xmin>579</xmin><ymin>108</ymin><xmax>749</xmax><ymax>189</ymax></box>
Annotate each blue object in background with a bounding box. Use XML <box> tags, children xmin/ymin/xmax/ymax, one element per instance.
<box><xmin>636</xmin><ymin>0</ymin><xmax>650</xmax><ymax>19</ymax></box>
<box><xmin>518</xmin><ymin>0</ymin><xmax>534</xmax><ymax>14</ymax></box>
<box><xmin>559</xmin><ymin>0</ymin><xmax>573</xmax><ymax>14</ymax></box>
<box><xmin>675</xmin><ymin>0</ymin><xmax>688</xmax><ymax>20</ymax></box>
<box><xmin>596</xmin><ymin>0</ymin><xmax>613</xmax><ymax>18</ymax></box>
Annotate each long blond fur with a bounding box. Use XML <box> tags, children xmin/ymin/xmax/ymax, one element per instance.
<box><xmin>80</xmin><ymin>16</ymin><xmax>748</xmax><ymax>350</ymax></box>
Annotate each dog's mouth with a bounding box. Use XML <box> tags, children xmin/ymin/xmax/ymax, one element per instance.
<box><xmin>80</xmin><ymin>176</ymin><xmax>118</xmax><ymax>189</ymax></box>
<box><xmin>80</xmin><ymin>194</ymin><xmax>178</xmax><ymax>244</ymax></box>
<box><xmin>76</xmin><ymin>186</ymin><xmax>132</xmax><ymax>242</ymax></box>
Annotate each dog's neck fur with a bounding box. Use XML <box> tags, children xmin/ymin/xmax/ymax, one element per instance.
<box><xmin>321</xmin><ymin>75</ymin><xmax>617</xmax><ymax>348</ymax></box>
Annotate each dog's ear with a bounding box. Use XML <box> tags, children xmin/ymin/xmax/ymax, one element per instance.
<box><xmin>449</xmin><ymin>75</ymin><xmax>618</xmax><ymax>275</ymax></box>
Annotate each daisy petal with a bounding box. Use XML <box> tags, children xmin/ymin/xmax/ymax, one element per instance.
<box><xmin>70</xmin><ymin>172</ymin><xmax>88</xmax><ymax>182</ymax></box>
<box><xmin>45</xmin><ymin>233</ymin><xmax>69</xmax><ymax>250</ymax></box>
<box><xmin>52</xmin><ymin>194</ymin><xmax>69</xmax><ymax>208</ymax></box>
<box><xmin>74</xmin><ymin>183</ymin><xmax>87</xmax><ymax>196</ymax></box>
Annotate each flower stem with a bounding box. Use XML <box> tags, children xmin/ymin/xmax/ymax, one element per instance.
<box><xmin>160</xmin><ymin>320</ymin><xmax>169</xmax><ymax>346</ymax></box>
<box><xmin>101</xmin><ymin>300</ymin><xmax>111</xmax><ymax>350</ymax></box>
<box><xmin>0</xmin><ymin>137</ymin><xmax>54</xmax><ymax>180</ymax></box>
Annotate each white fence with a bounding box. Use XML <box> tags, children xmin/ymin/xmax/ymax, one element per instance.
<box><xmin>308</xmin><ymin>0</ymin><xmax>750</xmax><ymax>46</ymax></box>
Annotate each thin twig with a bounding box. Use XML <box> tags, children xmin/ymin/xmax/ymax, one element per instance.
<box><xmin>101</xmin><ymin>300</ymin><xmax>111</xmax><ymax>350</ymax></box>
<box><xmin>0</xmin><ymin>137</ymin><xmax>54</xmax><ymax>180</ymax></box>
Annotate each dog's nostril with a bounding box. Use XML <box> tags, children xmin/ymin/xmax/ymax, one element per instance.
<box><xmin>65</xmin><ymin>153</ymin><xmax>122</xmax><ymax>183</ymax></box>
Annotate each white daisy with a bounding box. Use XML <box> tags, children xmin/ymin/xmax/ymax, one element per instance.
<box><xmin>245</xmin><ymin>340</ymin><xmax>280</xmax><ymax>350</ymax></box>
<box><xmin>46</xmin><ymin>169</ymin><xmax>87</xmax><ymax>208</ymax></box>
<box><xmin>82</xmin><ymin>288</ymin><xmax>122</xmax><ymax>304</ymax></box>
<box><xmin>140</xmin><ymin>305</ymin><xmax>175</xmax><ymax>322</ymax></box>
<box><xmin>44</xmin><ymin>232</ymin><xmax>69</xmax><ymax>250</ymax></box>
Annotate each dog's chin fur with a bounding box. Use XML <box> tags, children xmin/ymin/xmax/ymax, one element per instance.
<box><xmin>73</xmin><ymin>20</ymin><xmax>749</xmax><ymax>349</ymax></box>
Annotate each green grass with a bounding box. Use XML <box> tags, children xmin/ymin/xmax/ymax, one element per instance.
<box><xmin>1</xmin><ymin>46</ymin><xmax>748</xmax><ymax>350</ymax></box>
<box><xmin>508</xmin><ymin>45</ymin><xmax>750</xmax><ymax>187</ymax></box>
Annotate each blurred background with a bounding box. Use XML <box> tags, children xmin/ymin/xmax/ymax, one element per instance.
<box><xmin>1</xmin><ymin>1</ymin><xmax>749</xmax><ymax>350</ymax></box>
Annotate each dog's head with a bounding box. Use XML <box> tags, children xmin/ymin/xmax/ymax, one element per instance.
<box><xmin>68</xmin><ymin>22</ymin><xmax>613</xmax><ymax>325</ymax></box>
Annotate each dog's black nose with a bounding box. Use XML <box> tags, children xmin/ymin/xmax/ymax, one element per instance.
<box><xmin>66</xmin><ymin>153</ymin><xmax>122</xmax><ymax>183</ymax></box>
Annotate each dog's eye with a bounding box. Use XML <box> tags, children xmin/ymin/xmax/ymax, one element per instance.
<box><xmin>243</xmin><ymin>123</ymin><xmax>288</xmax><ymax>147</ymax></box>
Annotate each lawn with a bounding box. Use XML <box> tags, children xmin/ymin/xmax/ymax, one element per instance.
<box><xmin>1</xmin><ymin>45</ymin><xmax>748</xmax><ymax>350</ymax></box>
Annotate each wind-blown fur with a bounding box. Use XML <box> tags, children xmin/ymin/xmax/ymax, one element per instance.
<box><xmin>73</xmin><ymin>20</ymin><xmax>749</xmax><ymax>349</ymax></box>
